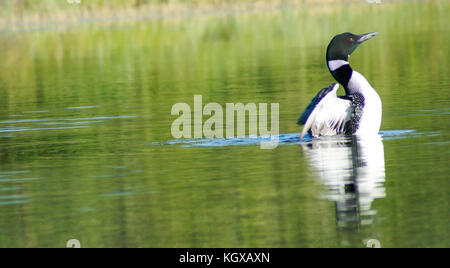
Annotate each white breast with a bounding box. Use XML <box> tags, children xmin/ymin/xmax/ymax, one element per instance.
<box><xmin>347</xmin><ymin>71</ymin><xmax>382</xmax><ymax>135</ymax></box>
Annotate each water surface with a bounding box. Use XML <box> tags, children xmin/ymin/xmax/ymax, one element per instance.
<box><xmin>0</xmin><ymin>1</ymin><xmax>448</xmax><ymax>247</ymax></box>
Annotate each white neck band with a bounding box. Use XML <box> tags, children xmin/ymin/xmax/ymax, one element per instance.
<box><xmin>327</xmin><ymin>60</ymin><xmax>349</xmax><ymax>71</ymax></box>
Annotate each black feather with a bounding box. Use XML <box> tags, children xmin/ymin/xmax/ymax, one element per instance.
<box><xmin>298</xmin><ymin>83</ymin><xmax>337</xmax><ymax>125</ymax></box>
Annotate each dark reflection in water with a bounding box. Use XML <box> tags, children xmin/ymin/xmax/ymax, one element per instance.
<box><xmin>302</xmin><ymin>135</ymin><xmax>386</xmax><ymax>244</ymax></box>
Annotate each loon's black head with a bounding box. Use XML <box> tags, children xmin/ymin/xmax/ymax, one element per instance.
<box><xmin>326</xmin><ymin>32</ymin><xmax>378</xmax><ymax>61</ymax></box>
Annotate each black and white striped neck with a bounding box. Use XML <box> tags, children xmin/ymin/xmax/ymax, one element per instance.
<box><xmin>327</xmin><ymin>60</ymin><xmax>377</xmax><ymax>98</ymax></box>
<box><xmin>325</xmin><ymin>32</ymin><xmax>379</xmax><ymax>96</ymax></box>
<box><xmin>327</xmin><ymin>60</ymin><xmax>355</xmax><ymax>95</ymax></box>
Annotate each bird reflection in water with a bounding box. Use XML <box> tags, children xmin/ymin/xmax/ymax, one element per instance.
<box><xmin>301</xmin><ymin>134</ymin><xmax>386</xmax><ymax>245</ymax></box>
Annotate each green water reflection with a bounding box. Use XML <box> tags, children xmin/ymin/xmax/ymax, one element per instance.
<box><xmin>0</xmin><ymin>0</ymin><xmax>448</xmax><ymax>247</ymax></box>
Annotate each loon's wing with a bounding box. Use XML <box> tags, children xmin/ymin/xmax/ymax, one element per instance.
<box><xmin>298</xmin><ymin>83</ymin><xmax>353</xmax><ymax>139</ymax></box>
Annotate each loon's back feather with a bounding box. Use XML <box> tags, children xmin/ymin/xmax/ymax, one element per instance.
<box><xmin>299</xmin><ymin>83</ymin><xmax>353</xmax><ymax>139</ymax></box>
<box><xmin>298</xmin><ymin>84</ymin><xmax>337</xmax><ymax>125</ymax></box>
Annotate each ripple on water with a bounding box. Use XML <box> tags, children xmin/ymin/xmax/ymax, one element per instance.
<box><xmin>0</xmin><ymin>186</ymin><xmax>21</xmax><ymax>192</ymax></box>
<box><xmin>0</xmin><ymin>196</ymin><xmax>31</xmax><ymax>206</ymax></box>
<box><xmin>75</xmin><ymin>207</ymin><xmax>96</xmax><ymax>213</ymax></box>
<box><xmin>37</xmin><ymin>121</ymin><xmax>104</xmax><ymax>126</ymax></box>
<box><xmin>0</xmin><ymin>171</ymin><xmax>39</xmax><ymax>183</ymax></box>
<box><xmin>424</xmin><ymin>141</ymin><xmax>450</xmax><ymax>146</ymax></box>
<box><xmin>0</xmin><ymin>171</ymin><xmax>31</xmax><ymax>176</ymax></box>
<box><xmin>0</xmin><ymin>192</ymin><xmax>31</xmax><ymax>206</ymax></box>
<box><xmin>22</xmin><ymin>110</ymin><xmax>50</xmax><ymax>114</ymax></box>
<box><xmin>0</xmin><ymin>177</ymin><xmax>40</xmax><ymax>183</ymax></box>
<box><xmin>99</xmin><ymin>190</ymin><xmax>157</xmax><ymax>198</ymax></box>
<box><xmin>0</xmin><ymin>172</ymin><xmax>36</xmax><ymax>206</ymax></box>
<box><xmin>157</xmin><ymin>129</ymin><xmax>438</xmax><ymax>148</ymax></box>
<box><xmin>100</xmin><ymin>191</ymin><xmax>136</xmax><ymax>198</ymax></box>
<box><xmin>0</xmin><ymin>126</ymin><xmax>90</xmax><ymax>133</ymax></box>
<box><xmin>410</xmin><ymin>108</ymin><xmax>450</xmax><ymax>116</ymax></box>
<box><xmin>91</xmin><ymin>167</ymin><xmax>144</xmax><ymax>179</ymax></box>
<box><xmin>0</xmin><ymin>115</ymin><xmax>137</xmax><ymax>133</ymax></box>
<box><xmin>64</xmin><ymin>106</ymin><xmax>99</xmax><ymax>110</ymax></box>
<box><xmin>0</xmin><ymin>115</ymin><xmax>137</xmax><ymax>124</ymax></box>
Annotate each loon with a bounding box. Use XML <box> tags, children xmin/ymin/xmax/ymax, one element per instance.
<box><xmin>298</xmin><ymin>32</ymin><xmax>382</xmax><ymax>139</ymax></box>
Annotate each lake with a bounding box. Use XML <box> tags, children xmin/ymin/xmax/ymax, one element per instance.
<box><xmin>0</xmin><ymin>0</ymin><xmax>448</xmax><ymax>247</ymax></box>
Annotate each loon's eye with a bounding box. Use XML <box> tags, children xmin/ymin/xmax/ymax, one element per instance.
<box><xmin>350</xmin><ymin>37</ymin><xmax>355</xmax><ymax>42</ymax></box>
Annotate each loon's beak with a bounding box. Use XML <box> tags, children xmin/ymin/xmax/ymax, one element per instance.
<box><xmin>357</xmin><ymin>32</ymin><xmax>379</xmax><ymax>43</ymax></box>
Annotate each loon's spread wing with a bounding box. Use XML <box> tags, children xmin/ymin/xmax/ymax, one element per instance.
<box><xmin>298</xmin><ymin>83</ymin><xmax>353</xmax><ymax>139</ymax></box>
